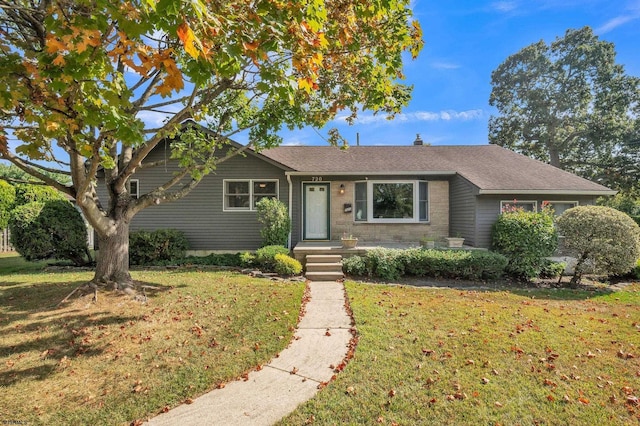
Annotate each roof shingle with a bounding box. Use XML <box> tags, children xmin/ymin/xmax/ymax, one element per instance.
<box><xmin>260</xmin><ymin>145</ymin><xmax>614</xmax><ymax>194</ymax></box>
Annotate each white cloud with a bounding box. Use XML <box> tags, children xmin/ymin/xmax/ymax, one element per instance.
<box><xmin>491</xmin><ymin>1</ymin><xmax>518</xmax><ymax>12</ymax></box>
<box><xmin>596</xmin><ymin>15</ymin><xmax>637</xmax><ymax>33</ymax></box>
<box><xmin>431</xmin><ymin>61</ymin><xmax>461</xmax><ymax>70</ymax></box>
<box><xmin>333</xmin><ymin>109</ymin><xmax>485</xmax><ymax>125</ymax></box>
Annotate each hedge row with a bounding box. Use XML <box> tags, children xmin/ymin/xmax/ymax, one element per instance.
<box><xmin>342</xmin><ymin>247</ymin><xmax>508</xmax><ymax>281</ymax></box>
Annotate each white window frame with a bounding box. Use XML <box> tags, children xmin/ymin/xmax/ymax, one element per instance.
<box><xmin>223</xmin><ymin>179</ymin><xmax>279</xmax><ymax>211</ymax></box>
<box><xmin>545</xmin><ymin>201</ymin><xmax>579</xmax><ymax>215</ymax></box>
<box><xmin>354</xmin><ymin>180</ymin><xmax>429</xmax><ymax>223</ymax></box>
<box><xmin>500</xmin><ymin>200</ymin><xmax>537</xmax><ymax>213</ymax></box>
<box><xmin>130</xmin><ymin>179</ymin><xmax>139</xmax><ymax>199</ymax></box>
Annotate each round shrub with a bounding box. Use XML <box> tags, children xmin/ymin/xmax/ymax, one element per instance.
<box><xmin>556</xmin><ymin>205</ymin><xmax>640</xmax><ymax>285</ymax></box>
<box><xmin>129</xmin><ymin>229</ymin><xmax>189</xmax><ymax>265</ymax></box>
<box><xmin>255</xmin><ymin>245</ymin><xmax>290</xmax><ymax>271</ymax></box>
<box><xmin>14</xmin><ymin>184</ymin><xmax>66</xmax><ymax>205</ymax></box>
<box><xmin>273</xmin><ymin>253</ymin><xmax>302</xmax><ymax>276</ymax></box>
<box><xmin>256</xmin><ymin>198</ymin><xmax>291</xmax><ymax>247</ymax></box>
<box><xmin>492</xmin><ymin>208</ymin><xmax>558</xmax><ymax>280</ymax></box>
<box><xmin>9</xmin><ymin>200</ymin><xmax>90</xmax><ymax>265</ymax></box>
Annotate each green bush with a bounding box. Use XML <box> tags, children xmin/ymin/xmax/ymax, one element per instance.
<box><xmin>556</xmin><ymin>206</ymin><xmax>640</xmax><ymax>285</ymax></box>
<box><xmin>9</xmin><ymin>200</ymin><xmax>91</xmax><ymax>266</ymax></box>
<box><xmin>240</xmin><ymin>252</ymin><xmax>256</xmax><ymax>267</ymax></box>
<box><xmin>254</xmin><ymin>245</ymin><xmax>290</xmax><ymax>271</ymax></box>
<box><xmin>129</xmin><ymin>229</ymin><xmax>189</xmax><ymax>265</ymax></box>
<box><xmin>342</xmin><ymin>255</ymin><xmax>368</xmax><ymax>276</ymax></box>
<box><xmin>274</xmin><ymin>253</ymin><xmax>302</xmax><ymax>276</ymax></box>
<box><xmin>14</xmin><ymin>184</ymin><xmax>66</xmax><ymax>205</ymax></box>
<box><xmin>366</xmin><ymin>248</ymin><xmax>405</xmax><ymax>281</ymax></box>
<box><xmin>492</xmin><ymin>208</ymin><xmax>558</xmax><ymax>280</ymax></box>
<box><xmin>539</xmin><ymin>259</ymin><xmax>566</xmax><ymax>279</ymax></box>
<box><xmin>0</xmin><ymin>180</ymin><xmax>16</xmax><ymax>229</ymax></box>
<box><xmin>343</xmin><ymin>248</ymin><xmax>507</xmax><ymax>281</ymax></box>
<box><xmin>256</xmin><ymin>198</ymin><xmax>291</xmax><ymax>247</ymax></box>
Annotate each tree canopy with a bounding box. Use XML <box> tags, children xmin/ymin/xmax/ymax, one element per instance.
<box><xmin>489</xmin><ymin>26</ymin><xmax>640</xmax><ymax>191</ymax></box>
<box><xmin>0</xmin><ymin>0</ymin><xmax>422</xmax><ymax>287</ymax></box>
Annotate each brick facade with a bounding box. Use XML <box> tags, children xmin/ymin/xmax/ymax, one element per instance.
<box><xmin>329</xmin><ymin>180</ymin><xmax>449</xmax><ymax>243</ymax></box>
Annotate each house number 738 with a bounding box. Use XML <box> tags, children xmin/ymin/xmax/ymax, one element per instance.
<box><xmin>311</xmin><ymin>177</ymin><xmax>323</xmax><ymax>181</ymax></box>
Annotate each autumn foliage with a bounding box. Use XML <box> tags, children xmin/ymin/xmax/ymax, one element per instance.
<box><xmin>0</xmin><ymin>0</ymin><xmax>422</xmax><ymax>286</ymax></box>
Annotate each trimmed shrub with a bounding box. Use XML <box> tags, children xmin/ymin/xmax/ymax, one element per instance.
<box><xmin>9</xmin><ymin>200</ymin><xmax>90</xmax><ymax>265</ymax></box>
<box><xmin>0</xmin><ymin>180</ymin><xmax>16</xmax><ymax>229</ymax></box>
<box><xmin>344</xmin><ymin>248</ymin><xmax>508</xmax><ymax>281</ymax></box>
<box><xmin>256</xmin><ymin>198</ymin><xmax>291</xmax><ymax>247</ymax></box>
<box><xmin>254</xmin><ymin>245</ymin><xmax>290</xmax><ymax>270</ymax></box>
<box><xmin>274</xmin><ymin>253</ymin><xmax>302</xmax><ymax>276</ymax></box>
<box><xmin>492</xmin><ymin>208</ymin><xmax>558</xmax><ymax>280</ymax></box>
<box><xmin>365</xmin><ymin>248</ymin><xmax>405</xmax><ymax>281</ymax></box>
<box><xmin>129</xmin><ymin>229</ymin><xmax>189</xmax><ymax>265</ymax></box>
<box><xmin>342</xmin><ymin>255</ymin><xmax>367</xmax><ymax>276</ymax></box>
<box><xmin>556</xmin><ymin>206</ymin><xmax>640</xmax><ymax>285</ymax></box>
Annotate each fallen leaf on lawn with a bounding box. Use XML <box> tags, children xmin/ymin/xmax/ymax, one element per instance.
<box><xmin>185</xmin><ymin>398</ymin><xmax>194</xmax><ymax>404</ymax></box>
<box><xmin>388</xmin><ymin>389</ymin><xmax>396</xmax><ymax>397</ymax></box>
<box><xmin>481</xmin><ymin>377</ymin><xmax>490</xmax><ymax>384</ymax></box>
<box><xmin>160</xmin><ymin>406</ymin><xmax>170</xmax><ymax>413</ymax></box>
<box><xmin>345</xmin><ymin>386</ymin><xmax>355</xmax><ymax>395</ymax></box>
<box><xmin>495</xmin><ymin>401</ymin><xmax>503</xmax><ymax>407</ymax></box>
<box><xmin>547</xmin><ymin>394</ymin><xmax>556</xmax><ymax>402</ymax></box>
<box><xmin>578</xmin><ymin>397</ymin><xmax>590</xmax><ymax>405</ymax></box>
<box><xmin>563</xmin><ymin>395</ymin><xmax>571</xmax><ymax>403</ymax></box>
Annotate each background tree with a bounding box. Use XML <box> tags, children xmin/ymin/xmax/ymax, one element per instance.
<box><xmin>0</xmin><ymin>0</ymin><xmax>423</xmax><ymax>290</ymax></box>
<box><xmin>489</xmin><ymin>26</ymin><xmax>640</xmax><ymax>191</ymax></box>
<box><xmin>0</xmin><ymin>180</ymin><xmax>15</xmax><ymax>229</ymax></box>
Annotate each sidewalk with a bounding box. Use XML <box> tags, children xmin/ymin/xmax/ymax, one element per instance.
<box><xmin>147</xmin><ymin>280</ymin><xmax>352</xmax><ymax>426</ymax></box>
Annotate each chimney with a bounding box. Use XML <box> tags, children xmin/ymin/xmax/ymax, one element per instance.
<box><xmin>413</xmin><ymin>134</ymin><xmax>423</xmax><ymax>146</ymax></box>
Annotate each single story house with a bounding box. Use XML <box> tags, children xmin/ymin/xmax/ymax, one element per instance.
<box><xmin>112</xmin><ymin>132</ymin><xmax>615</xmax><ymax>253</ymax></box>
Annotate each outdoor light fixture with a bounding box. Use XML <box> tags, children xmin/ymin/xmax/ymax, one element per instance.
<box><xmin>339</xmin><ymin>184</ymin><xmax>345</xmax><ymax>194</ymax></box>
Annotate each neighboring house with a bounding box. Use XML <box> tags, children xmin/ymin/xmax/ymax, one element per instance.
<box><xmin>103</xmin><ymin>131</ymin><xmax>614</xmax><ymax>252</ymax></box>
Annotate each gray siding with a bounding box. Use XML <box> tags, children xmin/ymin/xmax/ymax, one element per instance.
<box><xmin>97</xmin><ymin>143</ymin><xmax>289</xmax><ymax>251</ymax></box>
<box><xmin>449</xmin><ymin>175</ymin><xmax>477</xmax><ymax>246</ymax></box>
<box><xmin>475</xmin><ymin>194</ymin><xmax>598</xmax><ymax>248</ymax></box>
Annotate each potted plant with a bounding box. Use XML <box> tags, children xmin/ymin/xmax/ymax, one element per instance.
<box><xmin>446</xmin><ymin>235</ymin><xmax>465</xmax><ymax>248</ymax></box>
<box><xmin>420</xmin><ymin>237</ymin><xmax>435</xmax><ymax>249</ymax></box>
<box><xmin>341</xmin><ymin>233</ymin><xmax>358</xmax><ymax>249</ymax></box>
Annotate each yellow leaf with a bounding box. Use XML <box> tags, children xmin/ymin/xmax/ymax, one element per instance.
<box><xmin>317</xmin><ymin>32</ymin><xmax>328</xmax><ymax>48</ymax></box>
<box><xmin>45</xmin><ymin>121</ymin><xmax>60</xmax><ymax>132</ymax></box>
<box><xmin>177</xmin><ymin>22</ymin><xmax>200</xmax><ymax>59</ymax></box>
<box><xmin>297</xmin><ymin>77</ymin><xmax>313</xmax><ymax>93</ymax></box>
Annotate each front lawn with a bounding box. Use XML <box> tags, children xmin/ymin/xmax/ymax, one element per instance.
<box><xmin>0</xmin><ymin>253</ymin><xmax>304</xmax><ymax>425</ymax></box>
<box><xmin>279</xmin><ymin>280</ymin><xmax>640</xmax><ymax>425</ymax></box>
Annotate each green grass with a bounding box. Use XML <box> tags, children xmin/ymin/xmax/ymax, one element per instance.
<box><xmin>0</xmin><ymin>253</ymin><xmax>304</xmax><ymax>425</ymax></box>
<box><xmin>279</xmin><ymin>280</ymin><xmax>640</xmax><ymax>425</ymax></box>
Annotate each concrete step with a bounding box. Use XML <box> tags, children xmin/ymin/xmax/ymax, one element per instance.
<box><xmin>306</xmin><ymin>262</ymin><xmax>343</xmax><ymax>273</ymax></box>
<box><xmin>306</xmin><ymin>254</ymin><xmax>342</xmax><ymax>264</ymax></box>
<box><xmin>305</xmin><ymin>271</ymin><xmax>344</xmax><ymax>281</ymax></box>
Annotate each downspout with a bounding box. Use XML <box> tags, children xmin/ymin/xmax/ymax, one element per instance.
<box><xmin>286</xmin><ymin>172</ymin><xmax>293</xmax><ymax>249</ymax></box>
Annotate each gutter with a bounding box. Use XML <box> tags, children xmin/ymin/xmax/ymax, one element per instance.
<box><xmin>287</xmin><ymin>173</ymin><xmax>293</xmax><ymax>249</ymax></box>
<box><xmin>284</xmin><ymin>171</ymin><xmax>457</xmax><ymax>177</ymax></box>
<box><xmin>477</xmin><ymin>189</ymin><xmax>618</xmax><ymax>196</ymax></box>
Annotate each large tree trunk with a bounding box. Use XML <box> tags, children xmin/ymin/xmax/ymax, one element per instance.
<box><xmin>93</xmin><ymin>220</ymin><xmax>134</xmax><ymax>291</ymax></box>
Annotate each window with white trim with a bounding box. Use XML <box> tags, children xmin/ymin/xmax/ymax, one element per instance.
<box><xmin>546</xmin><ymin>201</ymin><xmax>578</xmax><ymax>216</ymax></box>
<box><xmin>224</xmin><ymin>179</ymin><xmax>278</xmax><ymax>211</ymax></box>
<box><xmin>500</xmin><ymin>200</ymin><xmax>537</xmax><ymax>213</ymax></box>
<box><xmin>354</xmin><ymin>180</ymin><xmax>429</xmax><ymax>223</ymax></box>
<box><xmin>130</xmin><ymin>179</ymin><xmax>139</xmax><ymax>199</ymax></box>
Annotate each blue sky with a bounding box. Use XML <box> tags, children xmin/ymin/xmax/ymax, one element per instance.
<box><xmin>279</xmin><ymin>0</ymin><xmax>640</xmax><ymax>147</ymax></box>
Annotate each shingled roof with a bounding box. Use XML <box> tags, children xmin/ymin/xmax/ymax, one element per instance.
<box><xmin>260</xmin><ymin>144</ymin><xmax>615</xmax><ymax>195</ymax></box>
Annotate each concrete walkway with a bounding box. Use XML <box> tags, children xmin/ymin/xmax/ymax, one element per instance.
<box><xmin>147</xmin><ymin>281</ymin><xmax>352</xmax><ymax>426</ymax></box>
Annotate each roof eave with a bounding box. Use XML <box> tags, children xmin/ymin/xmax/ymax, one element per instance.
<box><xmin>477</xmin><ymin>189</ymin><xmax>617</xmax><ymax>196</ymax></box>
<box><xmin>284</xmin><ymin>171</ymin><xmax>458</xmax><ymax>176</ymax></box>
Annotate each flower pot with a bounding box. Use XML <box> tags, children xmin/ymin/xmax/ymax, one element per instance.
<box><xmin>341</xmin><ymin>238</ymin><xmax>358</xmax><ymax>249</ymax></box>
<box><xmin>446</xmin><ymin>237</ymin><xmax>465</xmax><ymax>248</ymax></box>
